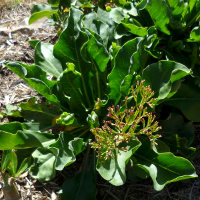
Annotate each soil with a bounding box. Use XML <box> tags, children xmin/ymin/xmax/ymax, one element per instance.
<box><xmin>0</xmin><ymin>3</ymin><xmax>200</xmax><ymax>200</ymax></box>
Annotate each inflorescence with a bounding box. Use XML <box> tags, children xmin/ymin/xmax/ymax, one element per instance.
<box><xmin>90</xmin><ymin>80</ymin><xmax>162</xmax><ymax>160</ymax></box>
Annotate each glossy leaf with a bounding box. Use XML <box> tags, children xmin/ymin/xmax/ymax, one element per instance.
<box><xmin>15</xmin><ymin>157</ymin><xmax>31</xmax><ymax>177</ymax></box>
<box><xmin>83</xmin><ymin>12</ymin><xmax>111</xmax><ymax>45</ymax></box>
<box><xmin>0</xmin><ymin>122</ymin><xmax>56</xmax><ymax>150</ymax></box>
<box><xmin>34</xmin><ymin>42</ymin><xmax>63</xmax><ymax>78</ymax></box>
<box><xmin>96</xmin><ymin>8</ymin><xmax>116</xmax><ymax>43</ymax></box>
<box><xmin>109</xmin><ymin>7</ymin><xmax>130</xmax><ymax>24</ymax></box>
<box><xmin>52</xmin><ymin>133</ymin><xmax>86</xmax><ymax>171</ymax></box>
<box><xmin>86</xmin><ymin>36</ymin><xmax>109</xmax><ymax>72</ymax></box>
<box><xmin>30</xmin><ymin>147</ymin><xmax>58</xmax><ymax>181</ymax></box>
<box><xmin>183</xmin><ymin>0</ymin><xmax>200</xmax><ymax>26</ymax></box>
<box><xmin>144</xmin><ymin>0</ymin><xmax>170</xmax><ymax>35</ymax></box>
<box><xmin>135</xmin><ymin>136</ymin><xmax>197</xmax><ymax>191</ymax></box>
<box><xmin>29</xmin><ymin>4</ymin><xmax>57</xmax><ymax>24</ymax></box>
<box><xmin>188</xmin><ymin>26</ymin><xmax>200</xmax><ymax>42</ymax></box>
<box><xmin>53</xmin><ymin>8</ymin><xmax>85</xmax><ymax>66</ymax></box>
<box><xmin>122</xmin><ymin>22</ymin><xmax>148</xmax><ymax>36</ymax></box>
<box><xmin>56</xmin><ymin>65</ymin><xmax>86</xmax><ymax>115</ymax></box>
<box><xmin>1</xmin><ymin>150</ymin><xmax>14</xmax><ymax>173</ymax></box>
<box><xmin>166</xmin><ymin>0</ymin><xmax>185</xmax><ymax>16</ymax></box>
<box><xmin>143</xmin><ymin>61</ymin><xmax>191</xmax><ymax>99</ymax></box>
<box><xmin>54</xmin><ymin>8</ymin><xmax>93</xmax><ymax>108</ymax></box>
<box><xmin>108</xmin><ymin>38</ymin><xmax>144</xmax><ymax>103</ymax></box>
<box><xmin>30</xmin><ymin>133</ymin><xmax>86</xmax><ymax>181</ymax></box>
<box><xmin>3</xmin><ymin>0</ymin><xmax>200</xmax><ymax>192</ymax></box>
<box><xmin>7</xmin><ymin>150</ymin><xmax>18</xmax><ymax>177</ymax></box>
<box><xmin>97</xmin><ymin>140</ymin><xmax>141</xmax><ymax>186</ymax></box>
<box><xmin>19</xmin><ymin>97</ymin><xmax>62</xmax><ymax>131</ymax></box>
<box><xmin>165</xmin><ymin>82</ymin><xmax>200</xmax><ymax>121</ymax></box>
<box><xmin>6</xmin><ymin>62</ymin><xmax>59</xmax><ymax>104</ymax></box>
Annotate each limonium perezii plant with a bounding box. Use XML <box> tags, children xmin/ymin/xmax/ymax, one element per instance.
<box><xmin>1</xmin><ymin>1</ymin><xmax>199</xmax><ymax>198</ymax></box>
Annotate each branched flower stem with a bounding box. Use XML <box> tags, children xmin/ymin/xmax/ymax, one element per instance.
<box><xmin>90</xmin><ymin>80</ymin><xmax>162</xmax><ymax>160</ymax></box>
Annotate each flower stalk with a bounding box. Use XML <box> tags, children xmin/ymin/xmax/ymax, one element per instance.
<box><xmin>90</xmin><ymin>81</ymin><xmax>162</xmax><ymax>160</ymax></box>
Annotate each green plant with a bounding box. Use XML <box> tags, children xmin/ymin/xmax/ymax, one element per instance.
<box><xmin>0</xmin><ymin>150</ymin><xmax>31</xmax><ymax>200</ymax></box>
<box><xmin>1</xmin><ymin>0</ymin><xmax>200</xmax><ymax>198</ymax></box>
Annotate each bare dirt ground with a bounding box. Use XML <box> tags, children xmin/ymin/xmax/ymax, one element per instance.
<box><xmin>0</xmin><ymin>2</ymin><xmax>200</xmax><ymax>200</ymax></box>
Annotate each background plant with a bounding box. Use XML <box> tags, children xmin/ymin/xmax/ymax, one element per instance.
<box><xmin>0</xmin><ymin>0</ymin><xmax>200</xmax><ymax>199</ymax></box>
<box><xmin>0</xmin><ymin>149</ymin><xmax>31</xmax><ymax>200</ymax></box>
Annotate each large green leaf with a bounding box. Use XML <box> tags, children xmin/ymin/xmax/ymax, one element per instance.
<box><xmin>6</xmin><ymin>62</ymin><xmax>59</xmax><ymax>104</ymax></box>
<box><xmin>144</xmin><ymin>0</ymin><xmax>171</xmax><ymax>35</ymax></box>
<box><xmin>34</xmin><ymin>42</ymin><xmax>63</xmax><ymax>78</ymax></box>
<box><xmin>30</xmin><ymin>133</ymin><xmax>86</xmax><ymax>181</ymax></box>
<box><xmin>0</xmin><ymin>122</ymin><xmax>56</xmax><ymax>150</ymax></box>
<box><xmin>1</xmin><ymin>97</ymin><xmax>61</xmax><ymax>131</ymax></box>
<box><xmin>121</xmin><ymin>22</ymin><xmax>148</xmax><ymax>37</ymax></box>
<box><xmin>56</xmin><ymin>65</ymin><xmax>86</xmax><ymax>115</ymax></box>
<box><xmin>52</xmin><ymin>133</ymin><xmax>86</xmax><ymax>170</ymax></box>
<box><xmin>29</xmin><ymin>4</ymin><xmax>58</xmax><ymax>24</ymax></box>
<box><xmin>188</xmin><ymin>26</ymin><xmax>200</xmax><ymax>42</ymax></box>
<box><xmin>135</xmin><ymin>136</ymin><xmax>197</xmax><ymax>191</ymax></box>
<box><xmin>83</xmin><ymin>12</ymin><xmax>111</xmax><ymax>46</ymax></box>
<box><xmin>54</xmin><ymin>8</ymin><xmax>93</xmax><ymax>108</ymax></box>
<box><xmin>158</xmin><ymin>113</ymin><xmax>196</xmax><ymax>159</ymax></box>
<box><xmin>97</xmin><ymin>139</ymin><xmax>141</xmax><ymax>186</ymax></box>
<box><xmin>108</xmin><ymin>37</ymin><xmax>145</xmax><ymax>103</ymax></box>
<box><xmin>109</xmin><ymin>7</ymin><xmax>128</xmax><ymax>24</ymax></box>
<box><xmin>15</xmin><ymin>157</ymin><xmax>31</xmax><ymax>177</ymax></box>
<box><xmin>7</xmin><ymin>150</ymin><xmax>18</xmax><ymax>177</ymax></box>
<box><xmin>29</xmin><ymin>147</ymin><xmax>58</xmax><ymax>181</ymax></box>
<box><xmin>183</xmin><ymin>0</ymin><xmax>200</xmax><ymax>27</ymax></box>
<box><xmin>165</xmin><ymin>82</ymin><xmax>200</xmax><ymax>121</ymax></box>
<box><xmin>165</xmin><ymin>0</ymin><xmax>185</xmax><ymax>30</ymax></box>
<box><xmin>96</xmin><ymin>8</ymin><xmax>116</xmax><ymax>43</ymax></box>
<box><xmin>53</xmin><ymin>8</ymin><xmax>85</xmax><ymax>66</ymax></box>
<box><xmin>143</xmin><ymin>61</ymin><xmax>191</xmax><ymax>99</ymax></box>
<box><xmin>54</xmin><ymin>7</ymin><xmax>110</xmax><ymax>109</ymax></box>
<box><xmin>60</xmin><ymin>151</ymin><xmax>96</xmax><ymax>200</ymax></box>
<box><xmin>86</xmin><ymin>36</ymin><xmax>109</xmax><ymax>72</ymax></box>
<box><xmin>19</xmin><ymin>97</ymin><xmax>62</xmax><ymax>131</ymax></box>
<box><xmin>82</xmin><ymin>35</ymin><xmax>109</xmax><ymax>99</ymax></box>
<box><xmin>159</xmin><ymin>112</ymin><xmax>194</xmax><ymax>146</ymax></box>
<box><xmin>166</xmin><ymin>0</ymin><xmax>185</xmax><ymax>17</ymax></box>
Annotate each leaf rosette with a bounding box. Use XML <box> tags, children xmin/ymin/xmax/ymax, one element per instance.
<box><xmin>1</xmin><ymin>1</ymin><xmax>199</xmax><ymax>198</ymax></box>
